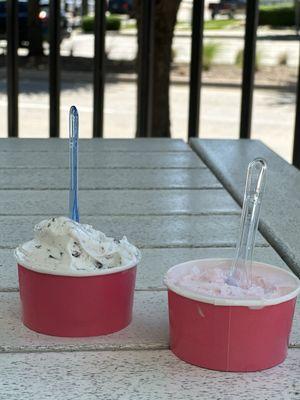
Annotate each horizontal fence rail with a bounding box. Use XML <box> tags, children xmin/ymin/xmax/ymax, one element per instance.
<box><xmin>4</xmin><ymin>0</ymin><xmax>300</xmax><ymax>168</ymax></box>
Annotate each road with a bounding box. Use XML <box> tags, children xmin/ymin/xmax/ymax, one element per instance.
<box><xmin>0</xmin><ymin>77</ymin><xmax>295</xmax><ymax>162</ymax></box>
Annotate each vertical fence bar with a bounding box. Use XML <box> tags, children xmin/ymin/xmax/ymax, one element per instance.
<box><xmin>188</xmin><ymin>0</ymin><xmax>204</xmax><ymax>138</ymax></box>
<box><xmin>6</xmin><ymin>0</ymin><xmax>19</xmax><ymax>137</ymax></box>
<box><xmin>93</xmin><ymin>0</ymin><xmax>106</xmax><ymax>138</ymax></box>
<box><xmin>82</xmin><ymin>0</ymin><xmax>88</xmax><ymax>16</ymax></box>
<box><xmin>239</xmin><ymin>0</ymin><xmax>259</xmax><ymax>139</ymax></box>
<box><xmin>293</xmin><ymin>47</ymin><xmax>300</xmax><ymax>168</ymax></box>
<box><xmin>136</xmin><ymin>0</ymin><xmax>155</xmax><ymax>137</ymax></box>
<box><xmin>49</xmin><ymin>0</ymin><xmax>60</xmax><ymax>137</ymax></box>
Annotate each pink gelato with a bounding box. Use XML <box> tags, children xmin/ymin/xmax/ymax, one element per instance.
<box><xmin>165</xmin><ymin>260</ymin><xmax>298</xmax><ymax>301</ymax></box>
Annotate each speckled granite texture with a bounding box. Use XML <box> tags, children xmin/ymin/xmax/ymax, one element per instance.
<box><xmin>0</xmin><ymin>350</ymin><xmax>299</xmax><ymax>400</ymax></box>
<box><xmin>190</xmin><ymin>138</ymin><xmax>300</xmax><ymax>278</ymax></box>
<box><xmin>0</xmin><ymin>138</ymin><xmax>298</xmax><ymax>399</ymax></box>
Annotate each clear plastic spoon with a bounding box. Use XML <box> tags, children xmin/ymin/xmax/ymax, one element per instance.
<box><xmin>69</xmin><ymin>106</ymin><xmax>79</xmax><ymax>222</ymax></box>
<box><xmin>227</xmin><ymin>158</ymin><xmax>267</xmax><ymax>288</ymax></box>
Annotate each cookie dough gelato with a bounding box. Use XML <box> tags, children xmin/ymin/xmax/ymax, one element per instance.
<box><xmin>15</xmin><ymin>217</ymin><xmax>141</xmax><ymax>275</ymax></box>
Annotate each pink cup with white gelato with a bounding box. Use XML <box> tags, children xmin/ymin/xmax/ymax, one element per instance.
<box><xmin>165</xmin><ymin>258</ymin><xmax>300</xmax><ymax>372</ymax></box>
<box><xmin>15</xmin><ymin>217</ymin><xmax>141</xmax><ymax>337</ymax></box>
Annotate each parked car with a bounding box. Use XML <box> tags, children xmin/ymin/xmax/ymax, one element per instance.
<box><xmin>108</xmin><ymin>0</ymin><xmax>134</xmax><ymax>17</ymax></box>
<box><xmin>0</xmin><ymin>0</ymin><xmax>71</xmax><ymax>45</ymax></box>
<box><xmin>208</xmin><ymin>0</ymin><xmax>246</xmax><ymax>19</ymax></box>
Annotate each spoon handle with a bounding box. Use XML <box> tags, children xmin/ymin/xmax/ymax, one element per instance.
<box><xmin>230</xmin><ymin>158</ymin><xmax>267</xmax><ymax>287</ymax></box>
<box><xmin>69</xmin><ymin>106</ymin><xmax>79</xmax><ymax>222</ymax></box>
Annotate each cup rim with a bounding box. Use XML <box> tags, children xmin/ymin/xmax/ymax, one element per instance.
<box><xmin>164</xmin><ymin>258</ymin><xmax>300</xmax><ymax>307</ymax></box>
<box><xmin>17</xmin><ymin>261</ymin><xmax>137</xmax><ymax>277</ymax></box>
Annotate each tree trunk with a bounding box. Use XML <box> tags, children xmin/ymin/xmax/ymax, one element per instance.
<box><xmin>28</xmin><ymin>0</ymin><xmax>44</xmax><ymax>58</ymax></box>
<box><xmin>135</xmin><ymin>0</ymin><xmax>181</xmax><ymax>137</ymax></box>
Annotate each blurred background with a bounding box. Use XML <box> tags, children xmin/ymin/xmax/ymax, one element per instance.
<box><xmin>1</xmin><ymin>0</ymin><xmax>300</xmax><ymax>162</ymax></box>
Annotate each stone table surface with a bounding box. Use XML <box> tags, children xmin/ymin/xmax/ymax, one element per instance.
<box><xmin>0</xmin><ymin>138</ymin><xmax>299</xmax><ymax>400</ymax></box>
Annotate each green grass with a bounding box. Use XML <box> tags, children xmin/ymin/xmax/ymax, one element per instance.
<box><xmin>174</xmin><ymin>21</ymin><xmax>190</xmax><ymax>30</ymax></box>
<box><xmin>203</xmin><ymin>42</ymin><xmax>220</xmax><ymax>70</ymax></box>
<box><xmin>117</xmin><ymin>4</ymin><xmax>299</xmax><ymax>33</ymax></box>
<box><xmin>175</xmin><ymin>19</ymin><xmax>242</xmax><ymax>31</ymax></box>
<box><xmin>203</xmin><ymin>19</ymin><xmax>242</xmax><ymax>30</ymax></box>
<box><xmin>121</xmin><ymin>21</ymin><xmax>137</xmax><ymax>30</ymax></box>
<box><xmin>121</xmin><ymin>19</ymin><xmax>242</xmax><ymax>32</ymax></box>
<box><xmin>235</xmin><ymin>48</ymin><xmax>261</xmax><ymax>71</ymax></box>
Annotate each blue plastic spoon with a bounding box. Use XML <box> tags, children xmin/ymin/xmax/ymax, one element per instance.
<box><xmin>69</xmin><ymin>106</ymin><xmax>79</xmax><ymax>222</ymax></box>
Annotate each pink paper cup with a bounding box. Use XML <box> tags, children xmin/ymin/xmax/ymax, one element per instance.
<box><xmin>165</xmin><ymin>259</ymin><xmax>300</xmax><ymax>372</ymax></box>
<box><xmin>18</xmin><ymin>263</ymin><xmax>137</xmax><ymax>337</ymax></box>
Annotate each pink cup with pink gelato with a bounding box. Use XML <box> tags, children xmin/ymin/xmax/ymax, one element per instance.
<box><xmin>165</xmin><ymin>258</ymin><xmax>300</xmax><ymax>372</ymax></box>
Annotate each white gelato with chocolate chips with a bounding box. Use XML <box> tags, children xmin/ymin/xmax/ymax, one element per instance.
<box><xmin>15</xmin><ymin>217</ymin><xmax>141</xmax><ymax>275</ymax></box>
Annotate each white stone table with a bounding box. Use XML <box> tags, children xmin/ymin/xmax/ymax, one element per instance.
<box><xmin>0</xmin><ymin>138</ymin><xmax>299</xmax><ymax>400</ymax></box>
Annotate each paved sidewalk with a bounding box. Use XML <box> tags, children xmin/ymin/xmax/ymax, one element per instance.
<box><xmin>0</xmin><ymin>79</ymin><xmax>295</xmax><ymax>163</ymax></box>
<box><xmin>60</xmin><ymin>29</ymin><xmax>300</xmax><ymax>67</ymax></box>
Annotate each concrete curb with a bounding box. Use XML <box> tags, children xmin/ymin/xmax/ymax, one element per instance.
<box><xmin>114</xmin><ymin>28</ymin><xmax>299</xmax><ymax>41</ymax></box>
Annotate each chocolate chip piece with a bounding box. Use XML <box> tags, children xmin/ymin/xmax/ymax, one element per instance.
<box><xmin>49</xmin><ymin>255</ymin><xmax>57</xmax><ymax>260</ymax></box>
<box><xmin>35</xmin><ymin>245</ymin><xmax>41</xmax><ymax>249</ymax></box>
<box><xmin>114</xmin><ymin>239</ymin><xmax>120</xmax><ymax>244</ymax></box>
<box><xmin>74</xmin><ymin>242</ymin><xmax>79</xmax><ymax>246</ymax></box>
<box><xmin>60</xmin><ymin>252</ymin><xmax>63</xmax><ymax>256</ymax></box>
<box><xmin>51</xmin><ymin>218</ymin><xmax>55</xmax><ymax>222</ymax></box>
<box><xmin>95</xmin><ymin>261</ymin><xmax>103</xmax><ymax>269</ymax></box>
<box><xmin>72</xmin><ymin>251</ymin><xmax>81</xmax><ymax>258</ymax></box>
<box><xmin>47</xmin><ymin>223</ymin><xmax>51</xmax><ymax>228</ymax></box>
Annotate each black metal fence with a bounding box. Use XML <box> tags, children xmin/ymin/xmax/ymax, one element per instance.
<box><xmin>5</xmin><ymin>0</ymin><xmax>300</xmax><ymax>167</ymax></box>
